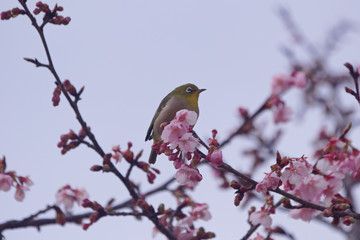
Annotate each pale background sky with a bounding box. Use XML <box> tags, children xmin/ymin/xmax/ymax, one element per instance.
<box><xmin>1</xmin><ymin>0</ymin><xmax>360</xmax><ymax>239</ymax></box>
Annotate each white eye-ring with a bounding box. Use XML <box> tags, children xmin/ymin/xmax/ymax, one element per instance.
<box><xmin>186</xmin><ymin>87</ymin><xmax>194</xmax><ymax>93</ymax></box>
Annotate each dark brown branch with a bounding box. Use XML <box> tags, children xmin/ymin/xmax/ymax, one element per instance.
<box><xmin>220</xmin><ymin>96</ymin><xmax>270</xmax><ymax>148</ymax></box>
<box><xmin>0</xmin><ymin>176</ymin><xmax>176</xmax><ymax>234</ymax></box>
<box><xmin>220</xmin><ymin>161</ymin><xmax>360</xmax><ymax>220</ymax></box>
<box><xmin>241</xmin><ymin>223</ymin><xmax>260</xmax><ymax>240</ymax></box>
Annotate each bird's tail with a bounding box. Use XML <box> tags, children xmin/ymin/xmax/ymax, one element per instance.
<box><xmin>148</xmin><ymin>149</ymin><xmax>158</xmax><ymax>164</ymax></box>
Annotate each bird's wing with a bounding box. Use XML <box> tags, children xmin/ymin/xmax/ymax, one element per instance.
<box><xmin>145</xmin><ymin>94</ymin><xmax>171</xmax><ymax>141</ymax></box>
<box><xmin>145</xmin><ymin>122</ymin><xmax>154</xmax><ymax>141</ymax></box>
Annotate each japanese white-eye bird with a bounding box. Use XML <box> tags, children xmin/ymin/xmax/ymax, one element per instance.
<box><xmin>145</xmin><ymin>83</ymin><xmax>206</xmax><ymax>164</ymax></box>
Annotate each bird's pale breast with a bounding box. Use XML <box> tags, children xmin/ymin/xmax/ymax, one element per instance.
<box><xmin>152</xmin><ymin>96</ymin><xmax>198</xmax><ymax>140</ymax></box>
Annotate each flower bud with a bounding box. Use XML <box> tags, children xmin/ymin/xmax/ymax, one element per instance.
<box><xmin>212</xmin><ymin>129</ymin><xmax>218</xmax><ymax>138</ymax></box>
<box><xmin>82</xmin><ymin>223</ymin><xmax>91</xmax><ymax>230</ymax></box>
<box><xmin>147</xmin><ymin>171</ymin><xmax>156</xmax><ymax>184</ymax></box>
<box><xmin>62</xmin><ymin>17</ymin><xmax>71</xmax><ymax>25</ymax></box>
<box><xmin>90</xmin><ymin>165</ymin><xmax>103</xmax><ymax>172</ymax></box>
<box><xmin>234</xmin><ymin>193</ymin><xmax>243</xmax><ymax>206</ymax></box>
<box><xmin>1</xmin><ymin>11</ymin><xmax>12</xmax><ymax>20</ymax></box>
<box><xmin>343</xmin><ymin>216</ymin><xmax>355</xmax><ymax>226</ymax></box>
<box><xmin>157</xmin><ymin>204</ymin><xmax>165</xmax><ymax>214</ymax></box>
<box><xmin>230</xmin><ymin>180</ymin><xmax>240</xmax><ymax>189</ymax></box>
<box><xmin>82</xmin><ymin>198</ymin><xmax>93</xmax><ymax>208</ymax></box>
<box><xmin>322</xmin><ymin>208</ymin><xmax>333</xmax><ymax>218</ymax></box>
<box><xmin>33</xmin><ymin>8</ymin><xmax>41</xmax><ymax>15</ymax></box>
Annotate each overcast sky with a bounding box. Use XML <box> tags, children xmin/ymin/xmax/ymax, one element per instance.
<box><xmin>1</xmin><ymin>0</ymin><xmax>360</xmax><ymax>239</ymax></box>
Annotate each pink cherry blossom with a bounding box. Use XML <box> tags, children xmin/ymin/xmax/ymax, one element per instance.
<box><xmin>161</xmin><ymin>121</ymin><xmax>187</xmax><ymax>145</ymax></box>
<box><xmin>175</xmin><ymin>109</ymin><xmax>198</xmax><ymax>126</ymax></box>
<box><xmin>293</xmin><ymin>71</ymin><xmax>307</xmax><ymax>88</ymax></box>
<box><xmin>19</xmin><ymin>176</ymin><xmax>34</xmax><ymax>187</ymax></box>
<box><xmin>179</xmin><ymin>216</ymin><xmax>195</xmax><ymax>228</ymax></box>
<box><xmin>256</xmin><ymin>171</ymin><xmax>281</xmax><ymax>193</ymax></box>
<box><xmin>56</xmin><ymin>185</ymin><xmax>89</xmax><ymax>211</ymax></box>
<box><xmin>161</xmin><ymin>110</ymin><xmax>200</xmax><ymax>153</ymax></box>
<box><xmin>271</xmin><ymin>72</ymin><xmax>307</xmax><ymax>95</ymax></box>
<box><xmin>14</xmin><ymin>184</ymin><xmax>29</xmax><ymax>202</ymax></box>
<box><xmin>322</xmin><ymin>172</ymin><xmax>344</xmax><ymax>205</ymax></box>
<box><xmin>291</xmin><ymin>175</ymin><xmax>327</xmax><ymax>203</ymax></box>
<box><xmin>173</xmin><ymin>226</ymin><xmax>195</xmax><ymax>240</ymax></box>
<box><xmin>273</xmin><ymin>105</ymin><xmax>292</xmax><ymax>124</ymax></box>
<box><xmin>249</xmin><ymin>209</ymin><xmax>272</xmax><ymax>228</ymax></box>
<box><xmin>251</xmin><ymin>233</ymin><xmax>265</xmax><ymax>240</ymax></box>
<box><xmin>190</xmin><ymin>203</ymin><xmax>211</xmax><ymax>221</ymax></box>
<box><xmin>281</xmin><ymin>159</ymin><xmax>311</xmax><ymax>188</ymax></box>
<box><xmin>271</xmin><ymin>73</ymin><xmax>293</xmax><ymax>95</ymax></box>
<box><xmin>175</xmin><ymin>132</ymin><xmax>199</xmax><ymax>152</ymax></box>
<box><xmin>175</xmin><ymin>164</ymin><xmax>203</xmax><ymax>188</ymax></box>
<box><xmin>290</xmin><ymin>208</ymin><xmax>319</xmax><ymax>222</ymax></box>
<box><xmin>206</xmin><ymin>150</ymin><xmax>223</xmax><ymax>167</ymax></box>
<box><xmin>177</xmin><ymin>230</ymin><xmax>195</xmax><ymax>240</ymax></box>
<box><xmin>0</xmin><ymin>173</ymin><xmax>13</xmax><ymax>192</ymax></box>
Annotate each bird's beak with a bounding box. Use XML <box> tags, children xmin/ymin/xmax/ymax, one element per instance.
<box><xmin>198</xmin><ymin>89</ymin><xmax>206</xmax><ymax>93</ymax></box>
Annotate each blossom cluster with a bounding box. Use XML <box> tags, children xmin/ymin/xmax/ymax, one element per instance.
<box><xmin>152</xmin><ymin>109</ymin><xmax>223</xmax><ymax>188</ymax></box>
<box><xmin>249</xmin><ymin>195</ymin><xmax>275</xmax><ymax>228</ymax></box>
<box><xmin>91</xmin><ymin>143</ymin><xmax>160</xmax><ymax>184</ymax></box>
<box><xmin>0</xmin><ymin>157</ymin><xmax>33</xmax><ymax>202</ymax></box>
<box><xmin>81</xmin><ymin>198</ymin><xmax>105</xmax><ymax>230</ymax></box>
<box><xmin>150</xmin><ymin>110</ymin><xmax>202</xmax><ymax>187</ymax></box>
<box><xmin>153</xmin><ymin>197</ymin><xmax>214</xmax><ymax>239</ymax></box>
<box><xmin>55</xmin><ymin>184</ymin><xmax>89</xmax><ymax>212</ymax></box>
<box><xmin>254</xmin><ymin>135</ymin><xmax>358</xmax><ymax>226</ymax></box>
<box><xmin>206</xmin><ymin>129</ymin><xmax>223</xmax><ymax>167</ymax></box>
<box><xmin>57</xmin><ymin>127</ymin><xmax>90</xmax><ymax>154</ymax></box>
<box><xmin>52</xmin><ymin>79</ymin><xmax>82</xmax><ymax>106</ymax></box>
<box><xmin>0</xmin><ymin>8</ymin><xmax>25</xmax><ymax>20</ymax></box>
<box><xmin>33</xmin><ymin>2</ymin><xmax>71</xmax><ymax>25</ymax></box>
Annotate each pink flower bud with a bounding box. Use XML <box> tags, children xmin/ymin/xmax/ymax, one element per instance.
<box><xmin>147</xmin><ymin>171</ymin><xmax>156</xmax><ymax>184</ymax></box>
<box><xmin>36</xmin><ymin>1</ymin><xmax>44</xmax><ymax>8</ymax></box>
<box><xmin>33</xmin><ymin>8</ymin><xmax>41</xmax><ymax>15</ymax></box>
<box><xmin>68</xmin><ymin>141</ymin><xmax>80</xmax><ymax>149</ymax></box>
<box><xmin>206</xmin><ymin>150</ymin><xmax>223</xmax><ymax>167</ymax></box>
<box><xmin>11</xmin><ymin>8</ymin><xmax>22</xmax><ymax>17</ymax></box>
<box><xmin>121</xmin><ymin>149</ymin><xmax>134</xmax><ymax>162</ymax></box>
<box><xmin>238</xmin><ymin>107</ymin><xmax>248</xmax><ymax>117</ymax></box>
<box><xmin>343</xmin><ymin>216</ymin><xmax>355</xmax><ymax>226</ymax></box>
<box><xmin>78</xmin><ymin>127</ymin><xmax>87</xmax><ymax>139</ymax></box>
<box><xmin>211</xmin><ymin>129</ymin><xmax>218</xmax><ymax>138</ymax></box>
<box><xmin>68</xmin><ymin>130</ymin><xmax>77</xmax><ymax>140</ymax></box>
<box><xmin>82</xmin><ymin>223</ymin><xmax>91</xmax><ymax>230</ymax></box>
<box><xmin>62</xmin><ymin>16</ymin><xmax>71</xmax><ymax>25</ymax></box>
<box><xmin>112</xmin><ymin>145</ymin><xmax>120</xmax><ymax>152</ymax></box>
<box><xmin>52</xmin><ymin>95</ymin><xmax>60</xmax><ymax>106</ymax></box>
<box><xmin>138</xmin><ymin>162</ymin><xmax>149</xmax><ymax>171</ymax></box>
<box><xmin>1</xmin><ymin>11</ymin><xmax>12</xmax><ymax>20</ymax></box>
<box><xmin>60</xmin><ymin>134</ymin><xmax>68</xmax><ymax>142</ymax></box>
<box><xmin>230</xmin><ymin>180</ymin><xmax>240</xmax><ymax>189</ymax></box>
<box><xmin>90</xmin><ymin>165</ymin><xmax>103</xmax><ymax>172</ymax></box>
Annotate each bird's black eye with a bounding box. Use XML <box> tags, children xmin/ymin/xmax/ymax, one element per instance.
<box><xmin>186</xmin><ymin>87</ymin><xmax>194</xmax><ymax>93</ymax></box>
